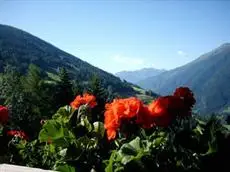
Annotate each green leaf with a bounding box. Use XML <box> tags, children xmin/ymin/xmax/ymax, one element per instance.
<box><xmin>153</xmin><ymin>137</ymin><xmax>165</xmax><ymax>147</ymax></box>
<box><xmin>120</xmin><ymin>150</ymin><xmax>146</xmax><ymax>165</ymax></box>
<box><xmin>223</xmin><ymin>125</ymin><xmax>230</xmax><ymax>131</ymax></box>
<box><xmin>141</xmin><ymin>140</ymin><xmax>151</xmax><ymax>152</ymax></box>
<box><xmin>118</xmin><ymin>137</ymin><xmax>148</xmax><ymax>165</ymax></box>
<box><xmin>120</xmin><ymin>137</ymin><xmax>142</xmax><ymax>155</ymax></box>
<box><xmin>114</xmin><ymin>166</ymin><xmax>124</xmax><ymax>172</ymax></box>
<box><xmin>39</xmin><ymin>120</ymin><xmax>64</xmax><ymax>141</ymax></box>
<box><xmin>52</xmin><ymin>106</ymin><xmax>74</xmax><ymax>123</ymax></box>
<box><xmin>149</xmin><ymin>131</ymin><xmax>166</xmax><ymax>141</ymax></box>
<box><xmin>201</xmin><ymin>140</ymin><xmax>217</xmax><ymax>156</ymax></box>
<box><xmin>121</xmin><ymin>144</ymin><xmax>138</xmax><ymax>156</ymax></box>
<box><xmin>16</xmin><ymin>139</ymin><xmax>27</xmax><ymax>149</ymax></box>
<box><xmin>78</xmin><ymin>116</ymin><xmax>92</xmax><ymax>132</ymax></box>
<box><xmin>176</xmin><ymin>160</ymin><xmax>183</xmax><ymax>167</ymax></box>
<box><xmin>48</xmin><ymin>143</ymin><xmax>56</xmax><ymax>153</ymax></box>
<box><xmin>74</xmin><ymin>136</ymin><xmax>98</xmax><ymax>151</ymax></box>
<box><xmin>77</xmin><ymin>105</ymin><xmax>91</xmax><ymax>122</ymax></box>
<box><xmin>0</xmin><ymin>125</ymin><xmax>3</xmax><ymax>136</ymax></box>
<box><xmin>193</xmin><ymin>125</ymin><xmax>204</xmax><ymax>135</ymax></box>
<box><xmin>55</xmin><ymin>164</ymin><xmax>75</xmax><ymax>172</ymax></box>
<box><xmin>209</xmin><ymin>140</ymin><xmax>217</xmax><ymax>153</ymax></box>
<box><xmin>105</xmin><ymin>151</ymin><xmax>117</xmax><ymax>172</ymax></box>
<box><xmin>128</xmin><ymin>137</ymin><xmax>141</xmax><ymax>151</ymax></box>
<box><xmin>120</xmin><ymin>155</ymin><xmax>134</xmax><ymax>164</ymax></box>
<box><xmin>59</xmin><ymin>148</ymin><xmax>67</xmax><ymax>157</ymax></box>
<box><xmin>158</xmin><ymin>131</ymin><xmax>166</xmax><ymax>137</ymax></box>
<box><xmin>93</xmin><ymin>122</ymin><xmax>105</xmax><ymax>138</ymax></box>
<box><xmin>139</xmin><ymin>128</ymin><xmax>147</xmax><ymax>138</ymax></box>
<box><xmin>39</xmin><ymin>120</ymin><xmax>73</xmax><ymax>146</ymax></box>
<box><xmin>195</xmin><ymin>118</ymin><xmax>207</xmax><ymax>126</ymax></box>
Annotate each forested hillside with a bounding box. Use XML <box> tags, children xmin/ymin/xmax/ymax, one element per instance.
<box><xmin>0</xmin><ymin>24</ymin><xmax>136</xmax><ymax>96</ymax></box>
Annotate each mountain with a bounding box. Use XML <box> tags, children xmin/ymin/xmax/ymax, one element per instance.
<box><xmin>0</xmin><ymin>24</ymin><xmax>142</xmax><ymax>97</ymax></box>
<box><xmin>115</xmin><ymin>68</ymin><xmax>166</xmax><ymax>84</ymax></box>
<box><xmin>138</xmin><ymin>43</ymin><xmax>230</xmax><ymax>114</ymax></box>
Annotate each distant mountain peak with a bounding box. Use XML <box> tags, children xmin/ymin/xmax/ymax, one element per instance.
<box><xmin>138</xmin><ymin>43</ymin><xmax>230</xmax><ymax>114</ymax></box>
<box><xmin>117</xmin><ymin>67</ymin><xmax>165</xmax><ymax>74</ymax></box>
<box><xmin>217</xmin><ymin>43</ymin><xmax>230</xmax><ymax>50</ymax></box>
<box><xmin>116</xmin><ymin>67</ymin><xmax>166</xmax><ymax>84</ymax></box>
<box><xmin>212</xmin><ymin>43</ymin><xmax>230</xmax><ymax>52</ymax></box>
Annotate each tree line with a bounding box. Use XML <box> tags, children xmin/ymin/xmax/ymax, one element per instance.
<box><xmin>0</xmin><ymin>64</ymin><xmax>116</xmax><ymax>139</ymax></box>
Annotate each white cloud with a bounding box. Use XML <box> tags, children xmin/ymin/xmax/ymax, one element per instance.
<box><xmin>177</xmin><ymin>50</ymin><xmax>187</xmax><ymax>57</ymax></box>
<box><xmin>111</xmin><ymin>54</ymin><xmax>144</xmax><ymax>66</ymax></box>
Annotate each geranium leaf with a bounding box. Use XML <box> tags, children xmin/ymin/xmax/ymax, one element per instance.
<box><xmin>52</xmin><ymin>106</ymin><xmax>74</xmax><ymax>123</ymax></box>
<box><xmin>78</xmin><ymin>116</ymin><xmax>92</xmax><ymax>132</ymax></box>
<box><xmin>77</xmin><ymin>105</ymin><xmax>91</xmax><ymax>122</ymax></box>
<box><xmin>105</xmin><ymin>151</ymin><xmax>117</xmax><ymax>172</ymax></box>
<box><xmin>193</xmin><ymin>125</ymin><xmax>204</xmax><ymax>135</ymax></box>
<box><xmin>195</xmin><ymin>118</ymin><xmax>207</xmax><ymax>126</ymax></box>
<box><xmin>223</xmin><ymin>125</ymin><xmax>230</xmax><ymax>131</ymax></box>
<box><xmin>93</xmin><ymin>122</ymin><xmax>105</xmax><ymax>138</ymax></box>
<box><xmin>39</xmin><ymin>120</ymin><xmax>72</xmax><ymax>146</ymax></box>
<box><xmin>121</xmin><ymin>155</ymin><xmax>134</xmax><ymax>164</ymax></box>
<box><xmin>55</xmin><ymin>164</ymin><xmax>75</xmax><ymax>172</ymax></box>
<box><xmin>153</xmin><ymin>137</ymin><xmax>165</xmax><ymax>147</ymax></box>
<box><xmin>128</xmin><ymin>137</ymin><xmax>141</xmax><ymax>151</ymax></box>
<box><xmin>39</xmin><ymin>120</ymin><xmax>64</xmax><ymax>141</ymax></box>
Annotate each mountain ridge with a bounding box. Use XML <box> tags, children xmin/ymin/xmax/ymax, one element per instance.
<box><xmin>138</xmin><ymin>43</ymin><xmax>230</xmax><ymax>114</ymax></box>
<box><xmin>0</xmin><ymin>24</ymin><xmax>139</xmax><ymax>97</ymax></box>
<box><xmin>116</xmin><ymin>67</ymin><xmax>166</xmax><ymax>84</ymax></box>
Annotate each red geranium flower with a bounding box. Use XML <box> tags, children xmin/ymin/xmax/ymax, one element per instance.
<box><xmin>106</xmin><ymin>129</ymin><xmax>117</xmax><ymax>141</ymax></box>
<box><xmin>104</xmin><ymin>87</ymin><xmax>197</xmax><ymax>140</ymax></box>
<box><xmin>0</xmin><ymin>105</ymin><xmax>8</xmax><ymax>125</ymax></box>
<box><xmin>173</xmin><ymin>87</ymin><xmax>196</xmax><ymax>107</ymax></box>
<box><xmin>70</xmin><ymin>93</ymin><xmax>97</xmax><ymax>109</ymax></box>
<box><xmin>7</xmin><ymin>130</ymin><xmax>29</xmax><ymax>140</ymax></box>
<box><xmin>104</xmin><ymin>101</ymin><xmax>121</xmax><ymax>140</ymax></box>
<box><xmin>136</xmin><ymin>105</ymin><xmax>153</xmax><ymax>129</ymax></box>
<box><xmin>104</xmin><ymin>97</ymin><xmax>143</xmax><ymax>140</ymax></box>
<box><xmin>121</xmin><ymin>97</ymin><xmax>142</xmax><ymax>118</ymax></box>
<box><xmin>148</xmin><ymin>96</ymin><xmax>175</xmax><ymax>127</ymax></box>
<box><xmin>173</xmin><ymin>87</ymin><xmax>196</xmax><ymax>116</ymax></box>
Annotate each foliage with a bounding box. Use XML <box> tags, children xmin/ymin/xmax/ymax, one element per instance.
<box><xmin>11</xmin><ymin>105</ymin><xmax>108</xmax><ymax>171</ymax></box>
<box><xmin>54</xmin><ymin>68</ymin><xmax>74</xmax><ymax>108</ymax></box>
<box><xmin>1</xmin><ymin>66</ymin><xmax>230</xmax><ymax>172</ymax></box>
<box><xmin>0</xmin><ymin>65</ymin><xmax>34</xmax><ymax>133</ymax></box>
<box><xmin>87</xmin><ymin>75</ymin><xmax>109</xmax><ymax>122</ymax></box>
<box><xmin>0</xmin><ymin>65</ymin><xmax>71</xmax><ymax>139</ymax></box>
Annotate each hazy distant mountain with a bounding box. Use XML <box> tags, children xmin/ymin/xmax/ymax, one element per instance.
<box><xmin>116</xmin><ymin>68</ymin><xmax>166</xmax><ymax>84</ymax></box>
<box><xmin>138</xmin><ymin>43</ymin><xmax>230</xmax><ymax>114</ymax></box>
<box><xmin>0</xmin><ymin>24</ymin><xmax>138</xmax><ymax>96</ymax></box>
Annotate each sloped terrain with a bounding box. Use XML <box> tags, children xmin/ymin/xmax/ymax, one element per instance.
<box><xmin>138</xmin><ymin>43</ymin><xmax>230</xmax><ymax>113</ymax></box>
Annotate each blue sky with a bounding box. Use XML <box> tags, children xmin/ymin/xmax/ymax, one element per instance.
<box><xmin>0</xmin><ymin>0</ymin><xmax>230</xmax><ymax>74</ymax></box>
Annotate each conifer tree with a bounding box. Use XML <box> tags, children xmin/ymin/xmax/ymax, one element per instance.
<box><xmin>22</xmin><ymin>64</ymin><xmax>45</xmax><ymax>115</ymax></box>
<box><xmin>88</xmin><ymin>74</ymin><xmax>108</xmax><ymax>122</ymax></box>
<box><xmin>72</xmin><ymin>79</ymin><xmax>83</xmax><ymax>96</ymax></box>
<box><xmin>106</xmin><ymin>85</ymin><xmax>117</xmax><ymax>102</ymax></box>
<box><xmin>89</xmin><ymin>74</ymin><xmax>107</xmax><ymax>101</ymax></box>
<box><xmin>21</xmin><ymin>64</ymin><xmax>50</xmax><ymax>137</ymax></box>
<box><xmin>55</xmin><ymin>67</ymin><xmax>74</xmax><ymax>108</ymax></box>
<box><xmin>0</xmin><ymin>65</ymin><xmax>22</xmax><ymax>106</ymax></box>
<box><xmin>0</xmin><ymin>65</ymin><xmax>34</xmax><ymax>136</ymax></box>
